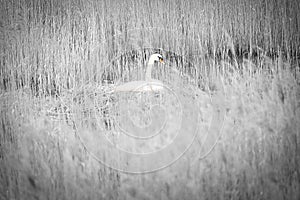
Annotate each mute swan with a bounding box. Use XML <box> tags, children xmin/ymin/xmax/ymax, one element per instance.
<box><xmin>114</xmin><ymin>53</ymin><xmax>165</xmax><ymax>92</ymax></box>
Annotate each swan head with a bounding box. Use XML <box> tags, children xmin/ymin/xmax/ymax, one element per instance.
<box><xmin>148</xmin><ymin>53</ymin><xmax>164</xmax><ymax>65</ymax></box>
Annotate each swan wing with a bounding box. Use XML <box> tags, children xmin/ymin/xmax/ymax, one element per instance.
<box><xmin>114</xmin><ymin>80</ymin><xmax>164</xmax><ymax>92</ymax></box>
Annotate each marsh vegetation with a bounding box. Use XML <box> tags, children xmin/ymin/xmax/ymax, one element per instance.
<box><xmin>1</xmin><ymin>0</ymin><xmax>300</xmax><ymax>199</ymax></box>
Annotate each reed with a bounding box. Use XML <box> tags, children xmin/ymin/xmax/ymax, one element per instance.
<box><xmin>0</xmin><ymin>0</ymin><xmax>299</xmax><ymax>199</ymax></box>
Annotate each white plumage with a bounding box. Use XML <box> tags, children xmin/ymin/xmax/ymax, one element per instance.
<box><xmin>114</xmin><ymin>53</ymin><xmax>164</xmax><ymax>92</ymax></box>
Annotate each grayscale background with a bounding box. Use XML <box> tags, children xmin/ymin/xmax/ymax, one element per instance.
<box><xmin>0</xmin><ymin>0</ymin><xmax>299</xmax><ymax>199</ymax></box>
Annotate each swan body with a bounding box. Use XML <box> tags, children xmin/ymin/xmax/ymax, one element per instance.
<box><xmin>114</xmin><ymin>53</ymin><xmax>164</xmax><ymax>92</ymax></box>
<box><xmin>114</xmin><ymin>80</ymin><xmax>164</xmax><ymax>92</ymax></box>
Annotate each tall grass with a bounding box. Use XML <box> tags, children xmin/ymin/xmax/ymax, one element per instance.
<box><xmin>1</xmin><ymin>0</ymin><xmax>300</xmax><ymax>199</ymax></box>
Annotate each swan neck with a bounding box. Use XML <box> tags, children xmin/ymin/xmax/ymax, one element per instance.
<box><xmin>145</xmin><ymin>63</ymin><xmax>153</xmax><ymax>81</ymax></box>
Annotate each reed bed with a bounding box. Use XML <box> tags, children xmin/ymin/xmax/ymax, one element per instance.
<box><xmin>0</xmin><ymin>0</ymin><xmax>299</xmax><ymax>199</ymax></box>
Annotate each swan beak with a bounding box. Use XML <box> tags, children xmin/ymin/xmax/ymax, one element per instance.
<box><xmin>159</xmin><ymin>58</ymin><xmax>164</xmax><ymax>64</ymax></box>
